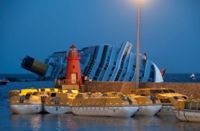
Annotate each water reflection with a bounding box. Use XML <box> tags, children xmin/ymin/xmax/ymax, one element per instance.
<box><xmin>8</xmin><ymin>114</ymin><xmax>200</xmax><ymax>131</ymax></box>
<box><xmin>42</xmin><ymin>114</ymin><xmax>79</xmax><ymax>130</ymax></box>
<box><xmin>11</xmin><ymin>114</ymin><xmax>41</xmax><ymax>130</ymax></box>
<box><xmin>176</xmin><ymin>121</ymin><xmax>200</xmax><ymax>131</ymax></box>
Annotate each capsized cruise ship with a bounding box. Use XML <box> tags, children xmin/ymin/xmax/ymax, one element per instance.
<box><xmin>9</xmin><ymin>44</ymin><xmax>168</xmax><ymax>117</ymax></box>
<box><xmin>21</xmin><ymin>41</ymin><xmax>164</xmax><ymax>82</ymax></box>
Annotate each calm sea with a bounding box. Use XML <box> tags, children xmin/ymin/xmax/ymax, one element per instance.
<box><xmin>0</xmin><ymin>74</ymin><xmax>200</xmax><ymax>131</ymax></box>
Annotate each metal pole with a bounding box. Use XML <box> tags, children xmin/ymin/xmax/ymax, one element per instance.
<box><xmin>135</xmin><ymin>2</ymin><xmax>141</xmax><ymax>88</ymax></box>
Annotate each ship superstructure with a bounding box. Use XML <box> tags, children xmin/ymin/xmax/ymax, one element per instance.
<box><xmin>21</xmin><ymin>41</ymin><xmax>164</xmax><ymax>82</ymax></box>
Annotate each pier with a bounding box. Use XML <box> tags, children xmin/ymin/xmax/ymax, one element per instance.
<box><xmin>83</xmin><ymin>82</ymin><xmax>200</xmax><ymax>99</ymax></box>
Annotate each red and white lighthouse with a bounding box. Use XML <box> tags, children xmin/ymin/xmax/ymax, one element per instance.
<box><xmin>65</xmin><ymin>44</ymin><xmax>82</xmax><ymax>86</ymax></box>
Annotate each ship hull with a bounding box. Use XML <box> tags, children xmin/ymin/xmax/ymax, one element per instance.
<box><xmin>44</xmin><ymin>105</ymin><xmax>72</xmax><ymax>114</ymax></box>
<box><xmin>136</xmin><ymin>104</ymin><xmax>162</xmax><ymax>116</ymax></box>
<box><xmin>10</xmin><ymin>104</ymin><xmax>42</xmax><ymax>114</ymax></box>
<box><xmin>72</xmin><ymin>106</ymin><xmax>138</xmax><ymax>117</ymax></box>
<box><xmin>175</xmin><ymin>110</ymin><xmax>200</xmax><ymax>122</ymax></box>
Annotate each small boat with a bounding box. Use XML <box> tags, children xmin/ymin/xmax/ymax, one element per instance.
<box><xmin>127</xmin><ymin>94</ymin><xmax>162</xmax><ymax>116</ymax></box>
<box><xmin>9</xmin><ymin>88</ymin><xmax>57</xmax><ymax>114</ymax></box>
<box><xmin>156</xmin><ymin>93</ymin><xmax>188</xmax><ymax>115</ymax></box>
<box><xmin>136</xmin><ymin>88</ymin><xmax>188</xmax><ymax>115</ymax></box>
<box><xmin>190</xmin><ymin>73</ymin><xmax>196</xmax><ymax>80</ymax></box>
<box><xmin>44</xmin><ymin>90</ymin><xmax>77</xmax><ymax>114</ymax></box>
<box><xmin>0</xmin><ymin>79</ymin><xmax>9</xmax><ymax>85</ymax></box>
<box><xmin>175</xmin><ymin>99</ymin><xmax>200</xmax><ymax>122</ymax></box>
<box><xmin>71</xmin><ymin>92</ymin><xmax>138</xmax><ymax>117</ymax></box>
<box><xmin>9</xmin><ymin>90</ymin><xmax>42</xmax><ymax>114</ymax></box>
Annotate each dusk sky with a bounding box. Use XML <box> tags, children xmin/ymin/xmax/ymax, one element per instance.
<box><xmin>0</xmin><ymin>0</ymin><xmax>200</xmax><ymax>74</ymax></box>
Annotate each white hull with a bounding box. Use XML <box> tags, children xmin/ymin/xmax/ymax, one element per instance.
<box><xmin>136</xmin><ymin>105</ymin><xmax>162</xmax><ymax>116</ymax></box>
<box><xmin>44</xmin><ymin>106</ymin><xmax>72</xmax><ymax>114</ymax></box>
<box><xmin>72</xmin><ymin>106</ymin><xmax>138</xmax><ymax>117</ymax></box>
<box><xmin>176</xmin><ymin>110</ymin><xmax>200</xmax><ymax>122</ymax></box>
<box><xmin>157</xmin><ymin>105</ymin><xmax>174</xmax><ymax>115</ymax></box>
<box><xmin>10</xmin><ymin>104</ymin><xmax>42</xmax><ymax>114</ymax></box>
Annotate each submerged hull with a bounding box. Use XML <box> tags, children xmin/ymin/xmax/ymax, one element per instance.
<box><xmin>136</xmin><ymin>104</ymin><xmax>162</xmax><ymax>116</ymax></box>
<box><xmin>10</xmin><ymin>104</ymin><xmax>42</xmax><ymax>114</ymax></box>
<box><xmin>175</xmin><ymin>110</ymin><xmax>200</xmax><ymax>122</ymax></box>
<box><xmin>44</xmin><ymin>105</ymin><xmax>71</xmax><ymax>114</ymax></box>
<box><xmin>72</xmin><ymin>106</ymin><xmax>138</xmax><ymax>117</ymax></box>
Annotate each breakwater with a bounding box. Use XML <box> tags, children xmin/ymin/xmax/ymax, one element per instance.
<box><xmin>82</xmin><ymin>82</ymin><xmax>200</xmax><ymax>98</ymax></box>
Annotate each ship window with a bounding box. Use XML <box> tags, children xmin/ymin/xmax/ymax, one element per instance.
<box><xmin>150</xmin><ymin>90</ymin><xmax>162</xmax><ymax>94</ymax></box>
<box><xmin>25</xmin><ymin>94</ymin><xmax>31</xmax><ymax>99</ymax></box>
<box><xmin>163</xmin><ymin>90</ymin><xmax>169</xmax><ymax>93</ymax></box>
<box><xmin>173</xmin><ymin>96</ymin><xmax>179</xmax><ymax>100</ymax></box>
<box><xmin>182</xmin><ymin>96</ymin><xmax>187</xmax><ymax>99</ymax></box>
<box><xmin>168</xmin><ymin>89</ymin><xmax>175</xmax><ymax>93</ymax></box>
<box><xmin>51</xmin><ymin>93</ymin><xmax>56</xmax><ymax>97</ymax></box>
<box><xmin>185</xmin><ymin>102</ymin><xmax>191</xmax><ymax>109</ymax></box>
<box><xmin>102</xmin><ymin>94</ymin><xmax>108</xmax><ymax>96</ymax></box>
<box><xmin>190</xmin><ymin>102</ymin><xmax>198</xmax><ymax>110</ymax></box>
<box><xmin>112</xmin><ymin>92</ymin><xmax>117</xmax><ymax>95</ymax></box>
<box><xmin>160</xmin><ymin>99</ymin><xmax>170</xmax><ymax>103</ymax></box>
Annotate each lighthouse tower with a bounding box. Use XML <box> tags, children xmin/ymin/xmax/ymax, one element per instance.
<box><xmin>65</xmin><ymin>44</ymin><xmax>82</xmax><ymax>87</ymax></box>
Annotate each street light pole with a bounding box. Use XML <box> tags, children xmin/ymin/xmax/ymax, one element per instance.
<box><xmin>135</xmin><ymin>0</ymin><xmax>141</xmax><ymax>88</ymax></box>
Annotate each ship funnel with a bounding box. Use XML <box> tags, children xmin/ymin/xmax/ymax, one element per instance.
<box><xmin>21</xmin><ymin>56</ymin><xmax>48</xmax><ymax>76</ymax></box>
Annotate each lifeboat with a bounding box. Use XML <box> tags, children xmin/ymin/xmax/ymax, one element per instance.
<box><xmin>190</xmin><ymin>73</ymin><xmax>196</xmax><ymax>80</ymax></box>
<box><xmin>156</xmin><ymin>93</ymin><xmax>187</xmax><ymax>115</ymax></box>
<box><xmin>71</xmin><ymin>92</ymin><xmax>138</xmax><ymax>117</ymax></box>
<box><xmin>9</xmin><ymin>90</ymin><xmax>42</xmax><ymax>114</ymax></box>
<box><xmin>136</xmin><ymin>88</ymin><xmax>188</xmax><ymax>115</ymax></box>
<box><xmin>127</xmin><ymin>94</ymin><xmax>162</xmax><ymax>116</ymax></box>
<box><xmin>9</xmin><ymin>88</ymin><xmax>58</xmax><ymax>114</ymax></box>
<box><xmin>175</xmin><ymin>99</ymin><xmax>200</xmax><ymax>122</ymax></box>
<box><xmin>44</xmin><ymin>90</ymin><xmax>78</xmax><ymax>114</ymax></box>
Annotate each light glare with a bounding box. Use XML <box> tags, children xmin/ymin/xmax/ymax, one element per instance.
<box><xmin>127</xmin><ymin>0</ymin><xmax>148</xmax><ymax>5</ymax></box>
